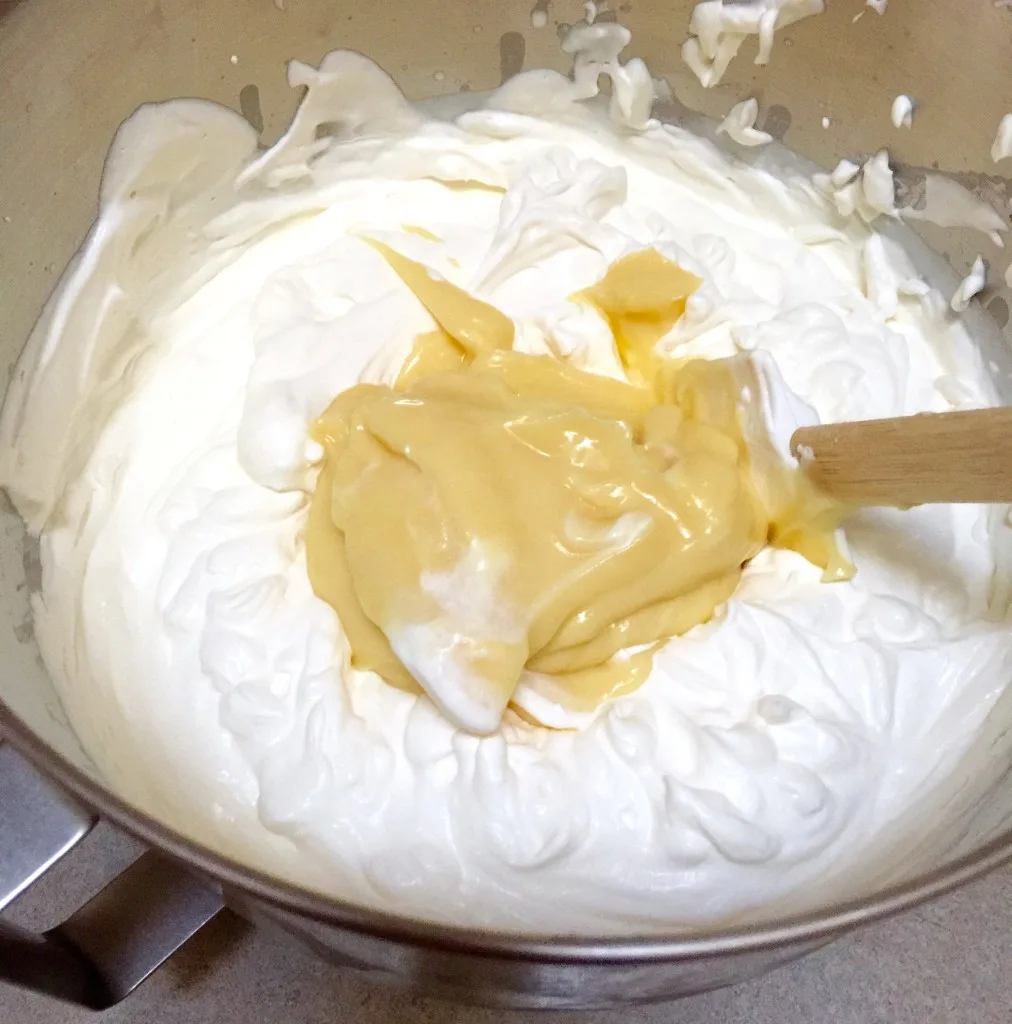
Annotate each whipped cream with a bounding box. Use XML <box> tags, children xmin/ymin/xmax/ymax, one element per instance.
<box><xmin>951</xmin><ymin>255</ymin><xmax>987</xmax><ymax>313</ymax></box>
<box><xmin>901</xmin><ymin>173</ymin><xmax>1008</xmax><ymax>248</ymax></box>
<box><xmin>3</xmin><ymin>35</ymin><xmax>1011</xmax><ymax>934</ymax></box>
<box><xmin>682</xmin><ymin>0</ymin><xmax>825</xmax><ymax>87</ymax></box>
<box><xmin>891</xmin><ymin>95</ymin><xmax>914</xmax><ymax>130</ymax></box>
<box><xmin>717</xmin><ymin>97</ymin><xmax>773</xmax><ymax>147</ymax></box>
<box><xmin>813</xmin><ymin>151</ymin><xmax>896</xmax><ymax>223</ymax></box>
<box><xmin>992</xmin><ymin>113</ymin><xmax>1012</xmax><ymax>163</ymax></box>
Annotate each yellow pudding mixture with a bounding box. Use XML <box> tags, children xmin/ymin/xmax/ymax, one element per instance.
<box><xmin>306</xmin><ymin>246</ymin><xmax>846</xmax><ymax>733</ymax></box>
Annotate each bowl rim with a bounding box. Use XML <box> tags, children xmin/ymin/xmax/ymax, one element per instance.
<box><xmin>3</xmin><ymin>698</ymin><xmax>1011</xmax><ymax>961</ymax></box>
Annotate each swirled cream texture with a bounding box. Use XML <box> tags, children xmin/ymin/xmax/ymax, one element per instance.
<box><xmin>3</xmin><ymin>42</ymin><xmax>1012</xmax><ymax>933</ymax></box>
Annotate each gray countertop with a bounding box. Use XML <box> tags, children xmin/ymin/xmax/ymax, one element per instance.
<box><xmin>3</xmin><ymin>822</ymin><xmax>1012</xmax><ymax>1024</ymax></box>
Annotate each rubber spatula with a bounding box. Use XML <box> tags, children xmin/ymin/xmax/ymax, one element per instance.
<box><xmin>790</xmin><ymin>408</ymin><xmax>1012</xmax><ymax>506</ymax></box>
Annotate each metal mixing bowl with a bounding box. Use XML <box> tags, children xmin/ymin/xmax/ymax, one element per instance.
<box><xmin>3</xmin><ymin>0</ymin><xmax>1012</xmax><ymax>1010</ymax></box>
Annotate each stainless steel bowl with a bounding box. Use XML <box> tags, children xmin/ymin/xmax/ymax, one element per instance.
<box><xmin>3</xmin><ymin>0</ymin><xmax>1012</xmax><ymax>1011</ymax></box>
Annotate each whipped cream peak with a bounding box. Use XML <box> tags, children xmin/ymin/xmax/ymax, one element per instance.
<box><xmin>237</xmin><ymin>50</ymin><xmax>421</xmax><ymax>189</ymax></box>
<box><xmin>814</xmin><ymin>151</ymin><xmax>896</xmax><ymax>224</ymax></box>
<box><xmin>891</xmin><ymin>95</ymin><xmax>915</xmax><ymax>130</ymax></box>
<box><xmin>682</xmin><ymin>0</ymin><xmax>825</xmax><ymax>88</ymax></box>
<box><xmin>991</xmin><ymin>113</ymin><xmax>1012</xmax><ymax>163</ymax></box>
<box><xmin>717</xmin><ymin>97</ymin><xmax>773</xmax><ymax>147</ymax></box>
<box><xmin>951</xmin><ymin>255</ymin><xmax>987</xmax><ymax>313</ymax></box>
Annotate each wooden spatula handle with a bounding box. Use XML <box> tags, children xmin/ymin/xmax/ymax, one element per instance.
<box><xmin>791</xmin><ymin>407</ymin><xmax>1012</xmax><ymax>506</ymax></box>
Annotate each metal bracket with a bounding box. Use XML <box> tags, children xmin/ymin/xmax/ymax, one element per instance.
<box><xmin>0</xmin><ymin>740</ymin><xmax>224</xmax><ymax>1008</ymax></box>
